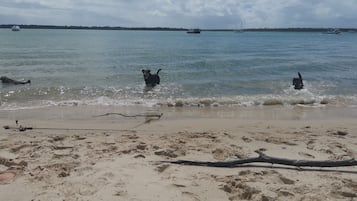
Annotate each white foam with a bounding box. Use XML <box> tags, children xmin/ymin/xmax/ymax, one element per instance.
<box><xmin>1</xmin><ymin>87</ymin><xmax>357</xmax><ymax>110</ymax></box>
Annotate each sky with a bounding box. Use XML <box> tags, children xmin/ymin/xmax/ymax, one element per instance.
<box><xmin>1</xmin><ymin>0</ymin><xmax>357</xmax><ymax>29</ymax></box>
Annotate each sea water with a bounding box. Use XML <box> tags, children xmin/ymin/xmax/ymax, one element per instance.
<box><xmin>1</xmin><ymin>29</ymin><xmax>357</xmax><ymax>110</ymax></box>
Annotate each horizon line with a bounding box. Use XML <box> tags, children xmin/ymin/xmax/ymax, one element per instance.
<box><xmin>1</xmin><ymin>24</ymin><xmax>356</xmax><ymax>31</ymax></box>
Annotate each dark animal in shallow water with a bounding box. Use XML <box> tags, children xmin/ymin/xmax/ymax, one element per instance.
<box><xmin>292</xmin><ymin>72</ymin><xmax>303</xmax><ymax>90</ymax></box>
<box><xmin>0</xmin><ymin>76</ymin><xmax>31</xmax><ymax>85</ymax></box>
<box><xmin>142</xmin><ymin>69</ymin><xmax>161</xmax><ymax>87</ymax></box>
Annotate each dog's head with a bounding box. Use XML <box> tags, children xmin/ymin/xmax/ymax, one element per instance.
<box><xmin>142</xmin><ymin>69</ymin><xmax>151</xmax><ymax>80</ymax></box>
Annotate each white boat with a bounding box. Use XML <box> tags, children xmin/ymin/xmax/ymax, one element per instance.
<box><xmin>324</xmin><ymin>28</ymin><xmax>341</xmax><ymax>34</ymax></box>
<box><xmin>11</xmin><ymin>25</ymin><xmax>20</xmax><ymax>31</ymax></box>
<box><xmin>187</xmin><ymin>29</ymin><xmax>201</xmax><ymax>34</ymax></box>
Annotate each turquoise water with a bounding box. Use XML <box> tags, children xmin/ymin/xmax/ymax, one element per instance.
<box><xmin>1</xmin><ymin>29</ymin><xmax>357</xmax><ymax>109</ymax></box>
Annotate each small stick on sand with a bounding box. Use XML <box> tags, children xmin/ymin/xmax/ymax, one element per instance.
<box><xmin>93</xmin><ymin>113</ymin><xmax>163</xmax><ymax>119</ymax></box>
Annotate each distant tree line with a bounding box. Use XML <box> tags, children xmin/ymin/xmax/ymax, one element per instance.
<box><xmin>0</xmin><ymin>24</ymin><xmax>186</xmax><ymax>31</ymax></box>
<box><xmin>242</xmin><ymin>28</ymin><xmax>357</xmax><ymax>32</ymax></box>
<box><xmin>206</xmin><ymin>28</ymin><xmax>357</xmax><ymax>32</ymax></box>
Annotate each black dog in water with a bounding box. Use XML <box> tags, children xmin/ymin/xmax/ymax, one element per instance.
<box><xmin>0</xmin><ymin>76</ymin><xmax>31</xmax><ymax>85</ymax></box>
<box><xmin>142</xmin><ymin>69</ymin><xmax>161</xmax><ymax>88</ymax></box>
<box><xmin>292</xmin><ymin>72</ymin><xmax>303</xmax><ymax>90</ymax></box>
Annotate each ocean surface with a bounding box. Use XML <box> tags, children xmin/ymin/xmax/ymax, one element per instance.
<box><xmin>1</xmin><ymin>29</ymin><xmax>357</xmax><ymax>110</ymax></box>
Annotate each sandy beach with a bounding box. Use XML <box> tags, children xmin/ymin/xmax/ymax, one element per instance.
<box><xmin>0</xmin><ymin>105</ymin><xmax>356</xmax><ymax>201</ymax></box>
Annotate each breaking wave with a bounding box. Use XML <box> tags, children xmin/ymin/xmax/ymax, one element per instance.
<box><xmin>1</xmin><ymin>82</ymin><xmax>357</xmax><ymax>110</ymax></box>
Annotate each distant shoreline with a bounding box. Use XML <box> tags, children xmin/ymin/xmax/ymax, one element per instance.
<box><xmin>1</xmin><ymin>24</ymin><xmax>356</xmax><ymax>32</ymax></box>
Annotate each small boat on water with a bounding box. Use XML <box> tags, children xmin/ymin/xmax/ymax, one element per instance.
<box><xmin>11</xmin><ymin>25</ymin><xmax>20</xmax><ymax>31</ymax></box>
<box><xmin>324</xmin><ymin>28</ymin><xmax>341</xmax><ymax>34</ymax></box>
<box><xmin>187</xmin><ymin>29</ymin><xmax>201</xmax><ymax>34</ymax></box>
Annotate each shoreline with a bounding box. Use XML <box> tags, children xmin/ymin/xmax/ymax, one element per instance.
<box><xmin>1</xmin><ymin>105</ymin><xmax>356</xmax><ymax>201</ymax></box>
<box><xmin>1</xmin><ymin>104</ymin><xmax>357</xmax><ymax>122</ymax></box>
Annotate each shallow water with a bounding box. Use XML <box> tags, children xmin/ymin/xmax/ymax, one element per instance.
<box><xmin>1</xmin><ymin>29</ymin><xmax>357</xmax><ymax>109</ymax></box>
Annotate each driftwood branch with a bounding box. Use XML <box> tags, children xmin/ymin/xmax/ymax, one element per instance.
<box><xmin>93</xmin><ymin>113</ymin><xmax>163</xmax><ymax>118</ymax></box>
<box><xmin>165</xmin><ymin>150</ymin><xmax>357</xmax><ymax>168</ymax></box>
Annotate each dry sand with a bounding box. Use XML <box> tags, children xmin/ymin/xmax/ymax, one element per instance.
<box><xmin>0</xmin><ymin>106</ymin><xmax>356</xmax><ymax>201</ymax></box>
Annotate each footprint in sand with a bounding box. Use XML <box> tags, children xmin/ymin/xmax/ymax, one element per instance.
<box><xmin>261</xmin><ymin>195</ymin><xmax>274</xmax><ymax>201</ymax></box>
<box><xmin>327</xmin><ymin>129</ymin><xmax>349</xmax><ymax>137</ymax></box>
<box><xmin>278</xmin><ymin>190</ymin><xmax>294</xmax><ymax>197</ymax></box>
<box><xmin>306</xmin><ymin>140</ymin><xmax>315</xmax><ymax>150</ymax></box>
<box><xmin>113</xmin><ymin>189</ymin><xmax>127</xmax><ymax>196</ymax></box>
<box><xmin>45</xmin><ymin>162</ymin><xmax>80</xmax><ymax>178</ymax></box>
<box><xmin>182</xmin><ymin>191</ymin><xmax>200</xmax><ymax>201</ymax></box>
<box><xmin>278</xmin><ymin>175</ymin><xmax>295</xmax><ymax>185</ymax></box>
<box><xmin>227</xmin><ymin>183</ymin><xmax>261</xmax><ymax>200</ymax></box>
<box><xmin>242</xmin><ymin>136</ymin><xmax>253</xmax><ymax>143</ymax></box>
<box><xmin>155</xmin><ymin>164</ymin><xmax>170</xmax><ymax>173</ymax></box>
<box><xmin>10</xmin><ymin>144</ymin><xmax>33</xmax><ymax>153</ymax></box>
<box><xmin>49</xmin><ymin>135</ymin><xmax>66</xmax><ymax>142</ymax></box>
<box><xmin>154</xmin><ymin>149</ymin><xmax>181</xmax><ymax>158</ymax></box>
<box><xmin>212</xmin><ymin>148</ymin><xmax>227</xmax><ymax>160</ymax></box>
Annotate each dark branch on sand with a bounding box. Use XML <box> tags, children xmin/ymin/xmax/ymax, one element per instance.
<box><xmin>93</xmin><ymin>113</ymin><xmax>163</xmax><ymax>119</ymax></box>
<box><xmin>164</xmin><ymin>150</ymin><xmax>357</xmax><ymax>168</ymax></box>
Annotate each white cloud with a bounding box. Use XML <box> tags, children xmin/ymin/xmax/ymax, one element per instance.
<box><xmin>0</xmin><ymin>0</ymin><xmax>356</xmax><ymax>28</ymax></box>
